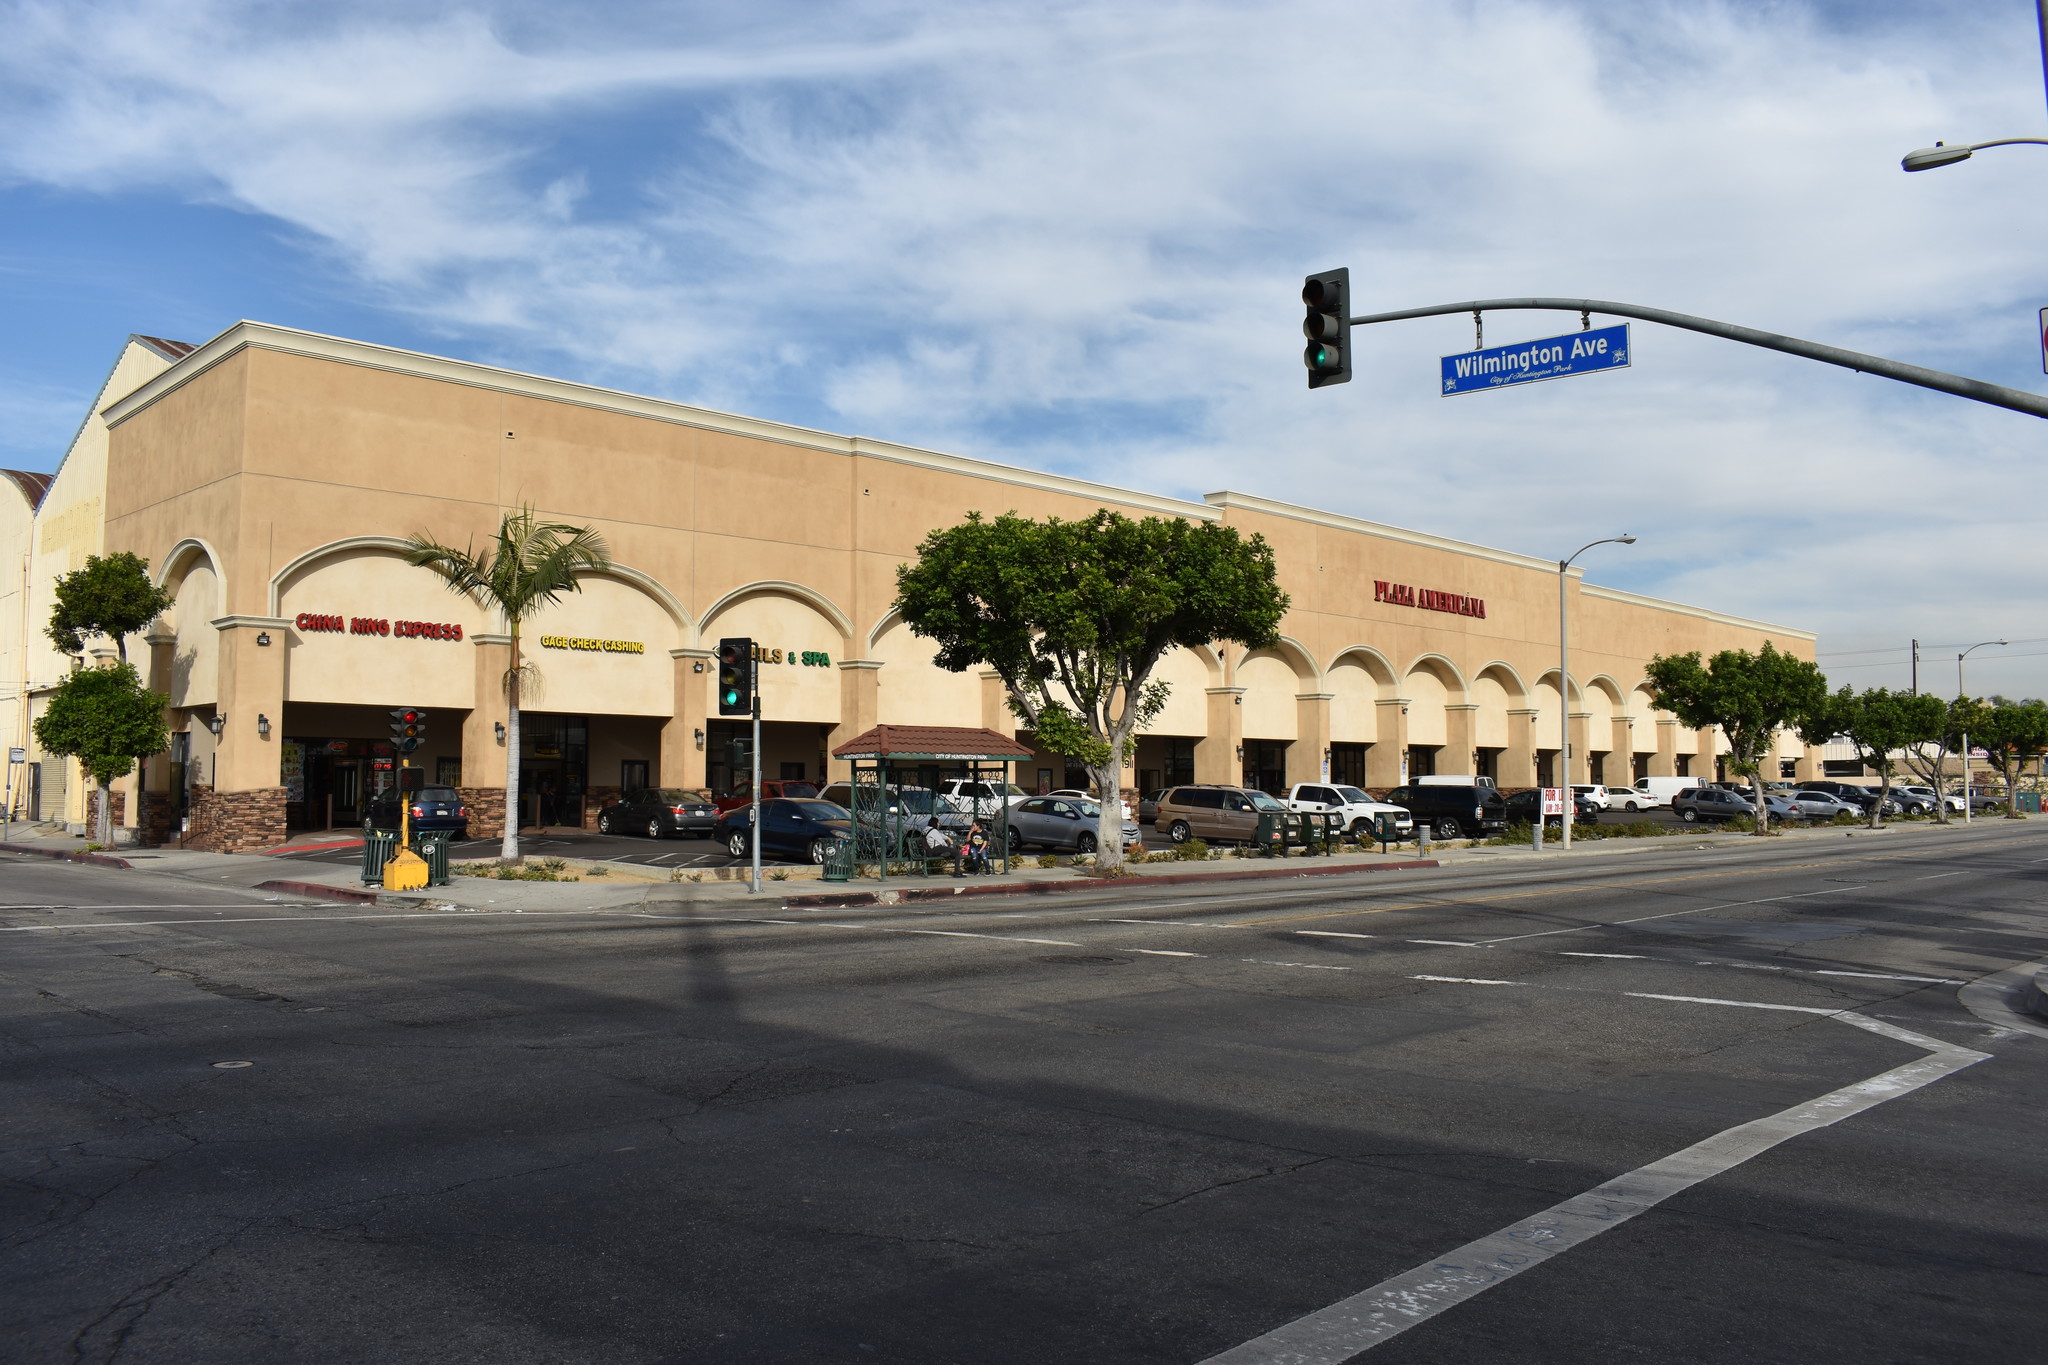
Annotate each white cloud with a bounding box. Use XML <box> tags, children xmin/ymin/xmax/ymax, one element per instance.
<box><xmin>3</xmin><ymin>0</ymin><xmax>2047</xmax><ymax>689</ymax></box>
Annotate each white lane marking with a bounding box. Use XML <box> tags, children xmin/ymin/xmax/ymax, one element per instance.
<box><xmin>1196</xmin><ymin>1012</ymin><xmax>1988</xmax><ymax>1363</ymax></box>
<box><xmin>1408</xmin><ymin>939</ymin><xmax>1477</xmax><ymax>947</ymax></box>
<box><xmin>1473</xmin><ymin>885</ymin><xmax>1854</xmax><ymax>945</ymax></box>
<box><xmin>1130</xmin><ymin>949</ymin><xmax>1203</xmax><ymax>958</ymax></box>
<box><xmin>1094</xmin><ymin>918</ymin><xmax>1243</xmax><ymax>929</ymax></box>
<box><xmin>1409</xmin><ymin>975</ymin><xmax>1518</xmax><ymax>985</ymax></box>
<box><xmin>1812</xmin><ymin>970</ymin><xmax>1963</xmax><ymax>984</ymax></box>
<box><xmin>1</xmin><ymin>903</ymin><xmax>328</xmax><ymax>911</ymax></box>
<box><xmin>806</xmin><ymin>922</ymin><xmax>1081</xmax><ymax>947</ymax></box>
<box><xmin>1623</xmin><ymin>992</ymin><xmax>1838</xmax><ymax>1015</ymax></box>
<box><xmin>1246</xmin><ymin>959</ymin><xmax>1352</xmax><ymax>971</ymax></box>
<box><xmin>1560</xmin><ymin>952</ymin><xmax>1645</xmax><ymax>959</ymax></box>
<box><xmin>0</xmin><ymin>908</ymin><xmax>656</xmax><ymax>930</ymax></box>
<box><xmin>1296</xmin><ymin>931</ymin><xmax>1376</xmax><ymax>939</ymax></box>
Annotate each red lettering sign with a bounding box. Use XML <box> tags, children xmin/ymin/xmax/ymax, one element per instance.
<box><xmin>293</xmin><ymin>613</ymin><xmax>462</xmax><ymax>640</ymax></box>
<box><xmin>1373</xmin><ymin>580</ymin><xmax>1485</xmax><ymax>619</ymax></box>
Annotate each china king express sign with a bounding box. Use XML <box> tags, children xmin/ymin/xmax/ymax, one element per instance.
<box><xmin>295</xmin><ymin>613</ymin><xmax>464</xmax><ymax>640</ymax></box>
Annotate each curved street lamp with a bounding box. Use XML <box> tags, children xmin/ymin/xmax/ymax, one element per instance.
<box><xmin>1557</xmin><ymin>535</ymin><xmax>1635</xmax><ymax>852</ymax></box>
<box><xmin>1958</xmin><ymin>639</ymin><xmax>2008</xmax><ymax>824</ymax></box>
<box><xmin>1902</xmin><ymin>2</ymin><xmax>2048</xmax><ymax>172</ymax></box>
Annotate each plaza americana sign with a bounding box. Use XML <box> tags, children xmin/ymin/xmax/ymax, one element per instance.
<box><xmin>1372</xmin><ymin>580</ymin><xmax>1487</xmax><ymax>619</ymax></box>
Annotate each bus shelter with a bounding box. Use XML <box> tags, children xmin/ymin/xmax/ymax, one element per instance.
<box><xmin>828</xmin><ymin>724</ymin><xmax>1034</xmax><ymax>882</ymax></box>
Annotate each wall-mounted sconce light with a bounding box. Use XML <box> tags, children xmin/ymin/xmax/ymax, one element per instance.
<box><xmin>693</xmin><ymin>728</ymin><xmax>706</xmax><ymax>749</ymax></box>
<box><xmin>1401</xmin><ymin>705</ymin><xmax>1410</xmax><ymax>716</ymax></box>
<box><xmin>1233</xmin><ymin>695</ymin><xmax>1241</xmax><ymax>705</ymax></box>
<box><xmin>256</xmin><ymin>714</ymin><xmax>271</xmax><ymax>738</ymax></box>
<box><xmin>207</xmin><ymin>714</ymin><xmax>226</xmax><ymax>736</ymax></box>
<box><xmin>1234</xmin><ymin>744</ymin><xmax>1244</xmax><ymax>761</ymax></box>
<box><xmin>692</xmin><ymin>661</ymin><xmax>704</xmax><ymax>673</ymax></box>
<box><xmin>255</xmin><ymin>631</ymin><xmax>272</xmax><ymax>646</ymax></box>
<box><xmin>493</xmin><ymin>722</ymin><xmax>506</xmax><ymax>742</ymax></box>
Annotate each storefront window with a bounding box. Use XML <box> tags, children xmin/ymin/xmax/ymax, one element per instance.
<box><xmin>521</xmin><ymin>713</ymin><xmax>588</xmax><ymax>828</ymax></box>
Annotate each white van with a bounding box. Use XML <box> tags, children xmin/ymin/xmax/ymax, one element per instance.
<box><xmin>1417</xmin><ymin>774</ymin><xmax>1497</xmax><ymax>789</ymax></box>
<box><xmin>1624</xmin><ymin>776</ymin><xmax>1702</xmax><ymax>811</ymax></box>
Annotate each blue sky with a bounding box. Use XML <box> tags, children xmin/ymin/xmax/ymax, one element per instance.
<box><xmin>4</xmin><ymin>0</ymin><xmax>2047</xmax><ymax>696</ymax></box>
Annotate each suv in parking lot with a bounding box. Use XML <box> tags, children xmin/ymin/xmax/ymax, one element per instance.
<box><xmin>1671</xmin><ymin>786</ymin><xmax>1761</xmax><ymax>822</ymax></box>
<box><xmin>1379</xmin><ymin>784</ymin><xmax>1508</xmax><ymax>840</ymax></box>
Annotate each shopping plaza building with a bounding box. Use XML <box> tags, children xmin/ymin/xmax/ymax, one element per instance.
<box><xmin>0</xmin><ymin>325</ymin><xmax>1821</xmax><ymax>851</ymax></box>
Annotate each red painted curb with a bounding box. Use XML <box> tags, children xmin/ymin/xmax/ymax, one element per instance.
<box><xmin>0</xmin><ymin>842</ymin><xmax>133</xmax><ymax>869</ymax></box>
<box><xmin>253</xmin><ymin>878</ymin><xmax>380</xmax><ymax>904</ymax></box>
<box><xmin>261</xmin><ymin>838</ymin><xmax>365</xmax><ymax>855</ymax></box>
<box><xmin>781</xmin><ymin>857</ymin><xmax>1440</xmax><ymax>908</ymax></box>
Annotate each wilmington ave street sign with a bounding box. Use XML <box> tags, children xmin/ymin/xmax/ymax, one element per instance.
<box><xmin>1441</xmin><ymin>322</ymin><xmax>1630</xmax><ymax>396</ymax></box>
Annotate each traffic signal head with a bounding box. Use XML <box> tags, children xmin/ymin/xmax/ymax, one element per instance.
<box><xmin>388</xmin><ymin>707</ymin><xmax>427</xmax><ymax>753</ymax></box>
<box><xmin>716</xmin><ymin>637</ymin><xmax>755</xmax><ymax>717</ymax></box>
<box><xmin>1302</xmin><ymin>267</ymin><xmax>1351</xmax><ymax>388</ymax></box>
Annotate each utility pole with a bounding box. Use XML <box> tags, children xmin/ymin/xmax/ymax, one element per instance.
<box><xmin>1910</xmin><ymin>639</ymin><xmax>1919</xmax><ymax>695</ymax></box>
<box><xmin>750</xmin><ymin>693</ymin><xmax>762</xmax><ymax>894</ymax></box>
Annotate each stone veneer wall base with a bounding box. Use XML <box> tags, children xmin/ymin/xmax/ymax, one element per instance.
<box><xmin>186</xmin><ymin>785</ymin><xmax>288</xmax><ymax>853</ymax></box>
<box><xmin>459</xmin><ymin>787</ymin><xmax>506</xmax><ymax>841</ymax></box>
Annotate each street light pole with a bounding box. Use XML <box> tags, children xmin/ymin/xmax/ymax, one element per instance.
<box><xmin>1900</xmin><ymin>2</ymin><xmax>2048</xmax><ymax>170</ymax></box>
<box><xmin>1558</xmin><ymin>535</ymin><xmax>1636</xmax><ymax>851</ymax></box>
<box><xmin>1958</xmin><ymin>639</ymin><xmax>2006</xmax><ymax>825</ymax></box>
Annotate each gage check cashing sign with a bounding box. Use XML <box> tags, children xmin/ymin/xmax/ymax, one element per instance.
<box><xmin>1442</xmin><ymin>322</ymin><xmax>1631</xmax><ymax>396</ymax></box>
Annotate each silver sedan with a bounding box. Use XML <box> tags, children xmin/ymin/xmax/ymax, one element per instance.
<box><xmin>1782</xmin><ymin>790</ymin><xmax>1859</xmax><ymax>820</ymax></box>
<box><xmin>1005</xmin><ymin>796</ymin><xmax>1141</xmax><ymax>853</ymax></box>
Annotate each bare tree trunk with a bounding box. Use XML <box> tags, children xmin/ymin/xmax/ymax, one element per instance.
<box><xmin>96</xmin><ymin>779</ymin><xmax>112</xmax><ymax>846</ymax></box>
<box><xmin>1749</xmin><ymin>770</ymin><xmax>1769</xmax><ymax>835</ymax></box>
<box><xmin>1089</xmin><ymin>756</ymin><xmax>1125</xmax><ymax>872</ymax></box>
<box><xmin>1870</xmin><ymin>772</ymin><xmax>1890</xmax><ymax>830</ymax></box>
<box><xmin>501</xmin><ymin>634</ymin><xmax>522</xmax><ymax>863</ymax></box>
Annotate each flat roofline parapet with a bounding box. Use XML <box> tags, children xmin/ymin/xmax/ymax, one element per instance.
<box><xmin>99</xmin><ymin>321</ymin><xmax>1216</xmax><ymax>523</ymax></box>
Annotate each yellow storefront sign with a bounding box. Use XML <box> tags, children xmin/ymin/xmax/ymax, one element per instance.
<box><xmin>539</xmin><ymin>635</ymin><xmax>645</xmax><ymax>654</ymax></box>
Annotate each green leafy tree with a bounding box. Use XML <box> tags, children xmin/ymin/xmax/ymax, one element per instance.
<box><xmin>895</xmin><ymin>510</ymin><xmax>1289</xmax><ymax>872</ymax></box>
<box><xmin>1801</xmin><ymin>687</ymin><xmax>1946</xmax><ymax>829</ymax></box>
<box><xmin>1969</xmin><ymin>697</ymin><xmax>2048</xmax><ymax>817</ymax></box>
<box><xmin>405</xmin><ymin>507</ymin><xmax>611</xmax><ymax>861</ymax></box>
<box><xmin>1644</xmin><ymin>642</ymin><xmax>1828</xmax><ymax>835</ymax></box>
<box><xmin>1900</xmin><ymin>696</ymin><xmax>1982</xmax><ymax>824</ymax></box>
<box><xmin>33</xmin><ymin>663</ymin><xmax>170</xmax><ymax>845</ymax></box>
<box><xmin>45</xmin><ymin>552</ymin><xmax>174</xmax><ymax>662</ymax></box>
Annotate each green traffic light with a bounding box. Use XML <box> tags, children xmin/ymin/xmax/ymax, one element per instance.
<box><xmin>723</xmin><ymin>690</ymin><xmax>738</xmax><ymax>705</ymax></box>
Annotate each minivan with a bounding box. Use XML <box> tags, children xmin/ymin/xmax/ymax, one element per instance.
<box><xmin>1380</xmin><ymin>784</ymin><xmax>1509</xmax><ymax>840</ymax></box>
<box><xmin>1152</xmin><ymin>785</ymin><xmax>1295</xmax><ymax>847</ymax></box>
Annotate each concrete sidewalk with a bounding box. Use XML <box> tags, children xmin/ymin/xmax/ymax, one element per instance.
<box><xmin>0</xmin><ymin>814</ymin><xmax>2020</xmax><ymax>914</ymax></box>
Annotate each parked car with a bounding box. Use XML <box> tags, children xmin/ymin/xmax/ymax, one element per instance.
<box><xmin>1896</xmin><ymin>784</ymin><xmax>1965</xmax><ymax>814</ymax></box>
<box><xmin>1282</xmin><ymin>783</ymin><xmax>1415</xmax><ymax>838</ymax></box>
<box><xmin>1946</xmin><ymin>786</ymin><xmax>2007</xmax><ymax>812</ymax></box>
<box><xmin>1623</xmin><ymin>777</ymin><xmax>1702</xmax><ymax>811</ymax></box>
<box><xmin>817</xmin><ymin>783</ymin><xmax>973</xmax><ymax>837</ymax></box>
<box><xmin>363</xmin><ymin>785</ymin><xmax>468</xmax><ymax>837</ymax></box>
<box><xmin>713</xmin><ymin>797</ymin><xmax>853</xmax><ymax>863</ymax></box>
<box><xmin>1795</xmin><ymin>781</ymin><xmax>1890</xmax><ymax>814</ymax></box>
<box><xmin>1151</xmin><ymin>785</ymin><xmax>1301</xmax><ymax>849</ymax></box>
<box><xmin>1782</xmin><ymin>789</ymin><xmax>1860</xmax><ymax>820</ymax></box>
<box><xmin>1670</xmin><ymin>787</ymin><xmax>1798</xmax><ymax>823</ymax></box>
<box><xmin>599</xmin><ymin>787</ymin><xmax>720</xmax><ymax>838</ymax></box>
<box><xmin>1138</xmin><ymin>789</ymin><xmax>1168</xmax><ymax>825</ymax></box>
<box><xmin>935</xmin><ymin>778</ymin><xmax>1032</xmax><ymax>820</ymax></box>
<box><xmin>1049</xmin><ymin>788</ymin><xmax>1135</xmax><ymax>821</ymax></box>
<box><xmin>1379</xmin><ymin>783</ymin><xmax>1510</xmax><ymax>840</ymax></box>
<box><xmin>713</xmin><ymin>779</ymin><xmax>820</xmax><ymax>814</ymax></box>
<box><xmin>1570</xmin><ymin>784</ymin><xmax>1614</xmax><ymax>810</ymax></box>
<box><xmin>1005</xmin><ymin>796</ymin><xmax>1141</xmax><ymax>853</ymax></box>
<box><xmin>1504</xmin><ymin>788</ymin><xmax>1601</xmax><ymax>826</ymax></box>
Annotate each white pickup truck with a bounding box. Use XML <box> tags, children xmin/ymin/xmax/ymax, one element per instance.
<box><xmin>1282</xmin><ymin>782</ymin><xmax>1415</xmax><ymax>838</ymax></box>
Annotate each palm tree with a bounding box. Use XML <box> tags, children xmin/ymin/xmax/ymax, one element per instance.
<box><xmin>405</xmin><ymin>507</ymin><xmax>611</xmax><ymax>861</ymax></box>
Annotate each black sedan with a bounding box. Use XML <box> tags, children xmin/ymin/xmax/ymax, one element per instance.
<box><xmin>714</xmin><ymin>798</ymin><xmax>853</xmax><ymax>864</ymax></box>
<box><xmin>599</xmin><ymin>787</ymin><xmax>720</xmax><ymax>839</ymax></box>
<box><xmin>1502</xmin><ymin>788</ymin><xmax>1601</xmax><ymax>826</ymax></box>
<box><xmin>363</xmin><ymin>785</ymin><xmax>468</xmax><ymax>837</ymax></box>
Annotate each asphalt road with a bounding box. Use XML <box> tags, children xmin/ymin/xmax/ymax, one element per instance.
<box><xmin>4</xmin><ymin>826</ymin><xmax>2045</xmax><ymax>1362</ymax></box>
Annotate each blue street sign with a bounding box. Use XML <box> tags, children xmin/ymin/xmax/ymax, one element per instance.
<box><xmin>1441</xmin><ymin>322</ymin><xmax>1630</xmax><ymax>396</ymax></box>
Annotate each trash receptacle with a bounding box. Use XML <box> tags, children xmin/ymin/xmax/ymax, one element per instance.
<box><xmin>822</xmin><ymin>836</ymin><xmax>855</xmax><ymax>882</ymax></box>
<box><xmin>415</xmin><ymin>832</ymin><xmax>451</xmax><ymax>886</ymax></box>
<box><xmin>2020</xmin><ymin>791</ymin><xmax>2042</xmax><ymax>814</ymax></box>
<box><xmin>360</xmin><ymin>828</ymin><xmax>397</xmax><ymax>885</ymax></box>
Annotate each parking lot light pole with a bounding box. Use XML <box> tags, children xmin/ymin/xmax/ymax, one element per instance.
<box><xmin>1559</xmin><ymin>535</ymin><xmax>1635</xmax><ymax>851</ymax></box>
<box><xmin>1958</xmin><ymin>640</ymin><xmax>2007</xmax><ymax>824</ymax></box>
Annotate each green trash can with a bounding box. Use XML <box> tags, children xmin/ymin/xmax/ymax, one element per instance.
<box><xmin>2019</xmin><ymin>791</ymin><xmax>2042</xmax><ymax>814</ymax></box>
<box><xmin>415</xmin><ymin>832</ymin><xmax>451</xmax><ymax>886</ymax></box>
<box><xmin>822</xmin><ymin>836</ymin><xmax>856</xmax><ymax>882</ymax></box>
<box><xmin>360</xmin><ymin>828</ymin><xmax>397</xmax><ymax>885</ymax></box>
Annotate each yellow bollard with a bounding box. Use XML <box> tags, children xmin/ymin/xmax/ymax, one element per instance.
<box><xmin>384</xmin><ymin>848</ymin><xmax>430</xmax><ymax>891</ymax></box>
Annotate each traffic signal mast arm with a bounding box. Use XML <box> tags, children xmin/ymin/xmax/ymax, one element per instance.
<box><xmin>1343</xmin><ymin>296</ymin><xmax>2048</xmax><ymax>421</ymax></box>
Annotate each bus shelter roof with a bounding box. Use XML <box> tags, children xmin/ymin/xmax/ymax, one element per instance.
<box><xmin>829</xmin><ymin>725</ymin><xmax>1034</xmax><ymax>762</ymax></box>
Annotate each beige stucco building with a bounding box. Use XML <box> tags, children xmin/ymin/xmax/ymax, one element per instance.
<box><xmin>2</xmin><ymin>323</ymin><xmax>1821</xmax><ymax>851</ymax></box>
